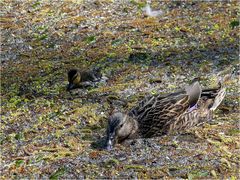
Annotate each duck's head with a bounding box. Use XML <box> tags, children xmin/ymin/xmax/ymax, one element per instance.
<box><xmin>105</xmin><ymin>112</ymin><xmax>136</xmax><ymax>150</ymax></box>
<box><xmin>67</xmin><ymin>69</ymin><xmax>81</xmax><ymax>91</ymax></box>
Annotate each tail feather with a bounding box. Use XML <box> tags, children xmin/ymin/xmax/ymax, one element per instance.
<box><xmin>210</xmin><ymin>87</ymin><xmax>226</xmax><ymax>111</ymax></box>
<box><xmin>210</xmin><ymin>74</ymin><xmax>230</xmax><ymax>111</ymax></box>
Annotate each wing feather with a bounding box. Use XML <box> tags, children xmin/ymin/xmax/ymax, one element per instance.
<box><xmin>130</xmin><ymin>82</ymin><xmax>202</xmax><ymax>137</ymax></box>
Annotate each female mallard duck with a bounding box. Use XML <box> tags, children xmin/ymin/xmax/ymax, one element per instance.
<box><xmin>105</xmin><ymin>78</ymin><xmax>227</xmax><ymax>150</ymax></box>
<box><xmin>67</xmin><ymin>68</ymin><xmax>102</xmax><ymax>91</ymax></box>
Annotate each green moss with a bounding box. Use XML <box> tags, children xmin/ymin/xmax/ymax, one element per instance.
<box><xmin>80</xmin><ymin>129</ymin><xmax>92</xmax><ymax>134</ymax></box>
<box><xmin>14</xmin><ymin>133</ymin><xmax>24</xmax><ymax>141</ymax></box>
<box><xmin>229</xmin><ymin>20</ymin><xmax>239</xmax><ymax>29</ymax></box>
<box><xmin>228</xmin><ymin>129</ymin><xmax>240</xmax><ymax>136</ymax></box>
<box><xmin>9</xmin><ymin>96</ymin><xmax>22</xmax><ymax>107</ymax></box>
<box><xmin>125</xmin><ymin>165</ymin><xmax>145</xmax><ymax>170</ymax></box>
<box><xmin>49</xmin><ymin>167</ymin><xmax>67</xmax><ymax>180</ymax></box>
<box><xmin>129</xmin><ymin>0</ymin><xmax>146</xmax><ymax>9</ymax></box>
<box><xmin>84</xmin><ymin>35</ymin><xmax>96</xmax><ymax>44</ymax></box>
<box><xmin>104</xmin><ymin>158</ymin><xmax>120</xmax><ymax>167</ymax></box>
<box><xmin>188</xmin><ymin>170</ymin><xmax>209</xmax><ymax>180</ymax></box>
<box><xmin>15</xmin><ymin>160</ymin><xmax>24</xmax><ymax>167</ymax></box>
<box><xmin>0</xmin><ymin>133</ymin><xmax>6</xmax><ymax>145</ymax></box>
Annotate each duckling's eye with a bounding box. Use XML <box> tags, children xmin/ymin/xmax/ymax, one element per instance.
<box><xmin>119</xmin><ymin>124</ymin><xmax>124</xmax><ymax>128</ymax></box>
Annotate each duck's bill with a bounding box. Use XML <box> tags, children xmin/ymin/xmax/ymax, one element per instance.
<box><xmin>105</xmin><ymin>139</ymin><xmax>114</xmax><ymax>150</ymax></box>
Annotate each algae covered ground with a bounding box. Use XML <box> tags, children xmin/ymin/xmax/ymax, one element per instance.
<box><xmin>1</xmin><ymin>0</ymin><xmax>239</xmax><ymax>179</ymax></box>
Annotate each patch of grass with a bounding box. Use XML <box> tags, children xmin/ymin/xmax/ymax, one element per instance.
<box><xmin>49</xmin><ymin>167</ymin><xmax>67</xmax><ymax>180</ymax></box>
<box><xmin>227</xmin><ymin>129</ymin><xmax>240</xmax><ymax>136</ymax></box>
<box><xmin>15</xmin><ymin>133</ymin><xmax>24</xmax><ymax>140</ymax></box>
<box><xmin>32</xmin><ymin>1</ymin><xmax>41</xmax><ymax>8</ymax></box>
<box><xmin>129</xmin><ymin>0</ymin><xmax>146</xmax><ymax>9</ymax></box>
<box><xmin>84</xmin><ymin>35</ymin><xmax>96</xmax><ymax>44</ymax></box>
<box><xmin>188</xmin><ymin>170</ymin><xmax>209</xmax><ymax>180</ymax></box>
<box><xmin>104</xmin><ymin>158</ymin><xmax>120</xmax><ymax>167</ymax></box>
<box><xmin>111</xmin><ymin>39</ymin><xmax>124</xmax><ymax>46</ymax></box>
<box><xmin>229</xmin><ymin>20</ymin><xmax>239</xmax><ymax>29</ymax></box>
<box><xmin>15</xmin><ymin>160</ymin><xmax>24</xmax><ymax>167</ymax></box>
<box><xmin>125</xmin><ymin>165</ymin><xmax>145</xmax><ymax>171</ymax></box>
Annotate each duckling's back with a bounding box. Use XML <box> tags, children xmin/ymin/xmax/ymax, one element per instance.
<box><xmin>80</xmin><ymin>69</ymin><xmax>102</xmax><ymax>82</ymax></box>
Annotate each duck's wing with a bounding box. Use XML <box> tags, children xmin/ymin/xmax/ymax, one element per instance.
<box><xmin>169</xmin><ymin>82</ymin><xmax>227</xmax><ymax>132</ymax></box>
<box><xmin>132</xmin><ymin>82</ymin><xmax>202</xmax><ymax>137</ymax></box>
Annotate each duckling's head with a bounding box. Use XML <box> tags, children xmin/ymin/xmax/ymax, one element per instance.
<box><xmin>105</xmin><ymin>112</ymin><xmax>136</xmax><ymax>150</ymax></box>
<box><xmin>67</xmin><ymin>69</ymin><xmax>81</xmax><ymax>91</ymax></box>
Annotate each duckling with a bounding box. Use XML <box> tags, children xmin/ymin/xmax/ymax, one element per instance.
<box><xmin>105</xmin><ymin>77</ymin><xmax>227</xmax><ymax>150</ymax></box>
<box><xmin>67</xmin><ymin>68</ymin><xmax>102</xmax><ymax>91</ymax></box>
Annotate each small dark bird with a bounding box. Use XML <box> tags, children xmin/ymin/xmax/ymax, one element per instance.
<box><xmin>105</xmin><ymin>76</ymin><xmax>228</xmax><ymax>150</ymax></box>
<box><xmin>67</xmin><ymin>68</ymin><xmax>102</xmax><ymax>91</ymax></box>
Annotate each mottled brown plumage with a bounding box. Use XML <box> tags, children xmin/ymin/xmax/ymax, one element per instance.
<box><xmin>105</xmin><ymin>80</ymin><xmax>226</xmax><ymax>150</ymax></box>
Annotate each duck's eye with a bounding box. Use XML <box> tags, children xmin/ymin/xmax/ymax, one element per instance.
<box><xmin>119</xmin><ymin>124</ymin><xmax>124</xmax><ymax>128</ymax></box>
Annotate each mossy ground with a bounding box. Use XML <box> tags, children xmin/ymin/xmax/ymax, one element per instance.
<box><xmin>1</xmin><ymin>0</ymin><xmax>239</xmax><ymax>179</ymax></box>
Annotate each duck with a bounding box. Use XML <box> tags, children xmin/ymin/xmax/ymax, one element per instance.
<box><xmin>105</xmin><ymin>76</ymin><xmax>228</xmax><ymax>150</ymax></box>
<box><xmin>67</xmin><ymin>67</ymin><xmax>102</xmax><ymax>91</ymax></box>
